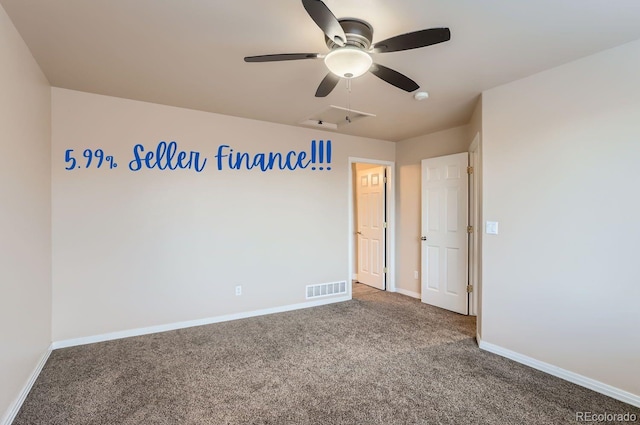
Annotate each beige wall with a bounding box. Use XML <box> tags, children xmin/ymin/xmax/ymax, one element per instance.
<box><xmin>0</xmin><ymin>4</ymin><xmax>52</xmax><ymax>423</ymax></box>
<box><xmin>395</xmin><ymin>125</ymin><xmax>473</xmax><ymax>295</ymax></box>
<box><xmin>51</xmin><ymin>88</ymin><xmax>395</xmax><ymax>341</ymax></box>
<box><xmin>466</xmin><ymin>95</ymin><xmax>482</xmax><ymax>145</ymax></box>
<box><xmin>482</xmin><ymin>39</ymin><xmax>640</xmax><ymax>396</ymax></box>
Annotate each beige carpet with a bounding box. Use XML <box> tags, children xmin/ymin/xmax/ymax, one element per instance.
<box><xmin>13</xmin><ymin>283</ymin><xmax>639</xmax><ymax>424</ymax></box>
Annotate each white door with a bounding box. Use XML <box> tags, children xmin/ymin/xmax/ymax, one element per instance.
<box><xmin>356</xmin><ymin>166</ymin><xmax>385</xmax><ymax>290</ymax></box>
<box><xmin>421</xmin><ymin>153</ymin><xmax>468</xmax><ymax>314</ymax></box>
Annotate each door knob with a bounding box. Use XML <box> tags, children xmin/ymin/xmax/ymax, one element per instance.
<box><xmin>421</xmin><ymin>236</ymin><xmax>427</xmax><ymax>241</ymax></box>
<box><xmin>357</xmin><ymin>231</ymin><xmax>362</xmax><ymax>235</ymax></box>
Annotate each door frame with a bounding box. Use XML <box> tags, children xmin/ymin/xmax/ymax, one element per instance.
<box><xmin>354</xmin><ymin>164</ymin><xmax>386</xmax><ymax>290</ymax></box>
<box><xmin>468</xmin><ymin>133</ymin><xmax>480</xmax><ymax>316</ymax></box>
<box><xmin>348</xmin><ymin>158</ymin><xmax>396</xmax><ymax>295</ymax></box>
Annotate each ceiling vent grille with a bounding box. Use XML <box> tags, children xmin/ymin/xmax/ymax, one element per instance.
<box><xmin>306</xmin><ymin>281</ymin><xmax>347</xmax><ymax>299</ymax></box>
<box><xmin>300</xmin><ymin>105</ymin><xmax>375</xmax><ymax>129</ymax></box>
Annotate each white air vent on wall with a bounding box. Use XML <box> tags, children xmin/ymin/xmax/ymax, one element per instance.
<box><xmin>306</xmin><ymin>281</ymin><xmax>347</xmax><ymax>299</ymax></box>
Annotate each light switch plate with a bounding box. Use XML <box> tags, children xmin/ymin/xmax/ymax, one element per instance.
<box><xmin>486</xmin><ymin>221</ymin><xmax>499</xmax><ymax>235</ymax></box>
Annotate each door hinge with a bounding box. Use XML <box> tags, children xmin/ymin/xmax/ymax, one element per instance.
<box><xmin>383</xmin><ymin>267</ymin><xmax>388</xmax><ymax>273</ymax></box>
<box><xmin>384</xmin><ymin>177</ymin><xmax>387</xmax><ymax>183</ymax></box>
<box><xmin>383</xmin><ymin>222</ymin><xmax>388</xmax><ymax>229</ymax></box>
<box><xmin>467</xmin><ymin>225</ymin><xmax>473</xmax><ymax>233</ymax></box>
<box><xmin>466</xmin><ymin>284</ymin><xmax>473</xmax><ymax>293</ymax></box>
<box><xmin>467</xmin><ymin>166</ymin><xmax>473</xmax><ymax>174</ymax></box>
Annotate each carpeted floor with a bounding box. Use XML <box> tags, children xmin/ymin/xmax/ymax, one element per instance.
<box><xmin>14</xmin><ymin>283</ymin><xmax>639</xmax><ymax>424</ymax></box>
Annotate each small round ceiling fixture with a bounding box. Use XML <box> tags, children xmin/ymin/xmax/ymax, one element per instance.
<box><xmin>414</xmin><ymin>91</ymin><xmax>429</xmax><ymax>101</ymax></box>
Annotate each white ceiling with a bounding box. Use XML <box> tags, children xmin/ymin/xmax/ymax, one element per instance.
<box><xmin>3</xmin><ymin>0</ymin><xmax>640</xmax><ymax>141</ymax></box>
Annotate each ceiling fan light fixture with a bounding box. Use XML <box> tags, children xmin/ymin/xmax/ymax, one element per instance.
<box><xmin>324</xmin><ymin>47</ymin><xmax>372</xmax><ymax>79</ymax></box>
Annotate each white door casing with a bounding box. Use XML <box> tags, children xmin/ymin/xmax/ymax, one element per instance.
<box><xmin>421</xmin><ymin>153</ymin><xmax>469</xmax><ymax>314</ymax></box>
<box><xmin>468</xmin><ymin>134</ymin><xmax>480</xmax><ymax>316</ymax></box>
<box><xmin>356</xmin><ymin>166</ymin><xmax>385</xmax><ymax>290</ymax></box>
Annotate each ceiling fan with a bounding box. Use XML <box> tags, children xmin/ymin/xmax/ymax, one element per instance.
<box><xmin>244</xmin><ymin>0</ymin><xmax>451</xmax><ymax>97</ymax></box>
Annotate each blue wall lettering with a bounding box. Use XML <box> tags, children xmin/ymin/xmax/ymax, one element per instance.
<box><xmin>215</xmin><ymin>140</ymin><xmax>331</xmax><ymax>171</ymax></box>
<box><xmin>65</xmin><ymin>149</ymin><xmax>118</xmax><ymax>169</ymax></box>
<box><xmin>310</xmin><ymin>140</ymin><xmax>332</xmax><ymax>171</ymax></box>
<box><xmin>129</xmin><ymin>141</ymin><xmax>207</xmax><ymax>172</ymax></box>
<box><xmin>64</xmin><ymin>140</ymin><xmax>332</xmax><ymax>173</ymax></box>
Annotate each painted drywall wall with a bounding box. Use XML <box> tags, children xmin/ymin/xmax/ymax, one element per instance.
<box><xmin>51</xmin><ymin>88</ymin><xmax>395</xmax><ymax>341</ymax></box>
<box><xmin>482</xmin><ymin>39</ymin><xmax>640</xmax><ymax>396</ymax></box>
<box><xmin>0</xmin><ymin>4</ymin><xmax>52</xmax><ymax>423</ymax></box>
<box><xmin>395</xmin><ymin>125</ymin><xmax>473</xmax><ymax>296</ymax></box>
<box><xmin>466</xmin><ymin>96</ymin><xmax>482</xmax><ymax>146</ymax></box>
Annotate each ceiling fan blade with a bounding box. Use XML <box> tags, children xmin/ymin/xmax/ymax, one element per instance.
<box><xmin>244</xmin><ymin>53</ymin><xmax>320</xmax><ymax>62</ymax></box>
<box><xmin>372</xmin><ymin>28</ymin><xmax>450</xmax><ymax>53</ymax></box>
<box><xmin>315</xmin><ymin>72</ymin><xmax>341</xmax><ymax>97</ymax></box>
<box><xmin>302</xmin><ymin>0</ymin><xmax>346</xmax><ymax>46</ymax></box>
<box><xmin>369</xmin><ymin>64</ymin><xmax>419</xmax><ymax>92</ymax></box>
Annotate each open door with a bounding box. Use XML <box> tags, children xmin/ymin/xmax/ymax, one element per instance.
<box><xmin>421</xmin><ymin>153</ymin><xmax>468</xmax><ymax>314</ymax></box>
<box><xmin>356</xmin><ymin>165</ymin><xmax>386</xmax><ymax>290</ymax></box>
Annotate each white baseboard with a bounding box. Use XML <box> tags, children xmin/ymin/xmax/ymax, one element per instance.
<box><xmin>1</xmin><ymin>346</ymin><xmax>52</xmax><ymax>425</ymax></box>
<box><xmin>352</xmin><ymin>274</ymin><xmax>358</xmax><ymax>281</ymax></box>
<box><xmin>395</xmin><ymin>287</ymin><xmax>421</xmax><ymax>299</ymax></box>
<box><xmin>52</xmin><ymin>295</ymin><xmax>351</xmax><ymax>349</ymax></box>
<box><xmin>478</xmin><ymin>339</ymin><xmax>640</xmax><ymax>408</ymax></box>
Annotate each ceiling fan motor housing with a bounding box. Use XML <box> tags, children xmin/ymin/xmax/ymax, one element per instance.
<box><xmin>325</xmin><ymin>19</ymin><xmax>373</xmax><ymax>50</ymax></box>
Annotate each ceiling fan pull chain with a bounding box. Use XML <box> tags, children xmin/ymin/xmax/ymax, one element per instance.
<box><xmin>346</xmin><ymin>79</ymin><xmax>352</xmax><ymax>123</ymax></box>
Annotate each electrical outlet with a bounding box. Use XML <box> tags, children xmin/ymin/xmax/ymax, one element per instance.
<box><xmin>414</xmin><ymin>271</ymin><xmax>419</xmax><ymax>280</ymax></box>
<box><xmin>235</xmin><ymin>285</ymin><xmax>242</xmax><ymax>296</ymax></box>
